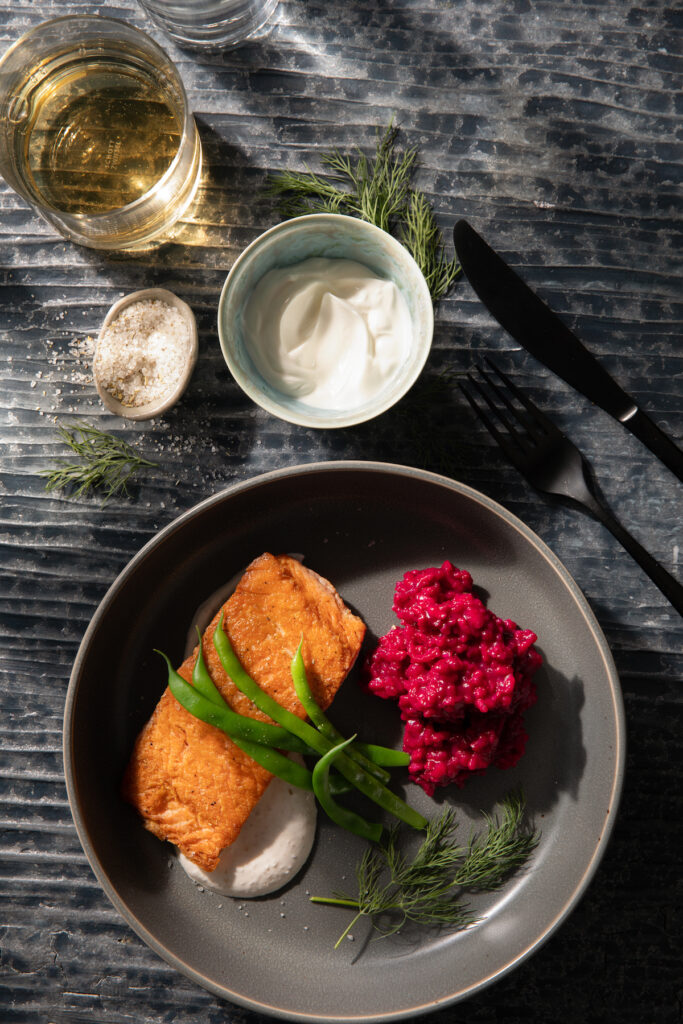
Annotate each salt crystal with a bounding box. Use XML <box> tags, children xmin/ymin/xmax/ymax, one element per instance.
<box><xmin>94</xmin><ymin>298</ymin><xmax>190</xmax><ymax>408</ymax></box>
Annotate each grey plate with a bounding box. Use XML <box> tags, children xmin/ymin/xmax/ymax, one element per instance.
<box><xmin>63</xmin><ymin>462</ymin><xmax>625</xmax><ymax>1022</ymax></box>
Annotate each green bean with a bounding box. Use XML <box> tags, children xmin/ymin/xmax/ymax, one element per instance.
<box><xmin>290</xmin><ymin>642</ymin><xmax>391</xmax><ymax>784</ymax></box>
<box><xmin>159</xmin><ymin>651</ymin><xmax>310</xmax><ymax>754</ymax></box>
<box><xmin>162</xmin><ymin>649</ymin><xmax>354</xmax><ymax>794</ymax></box>
<box><xmin>213</xmin><ymin>620</ymin><xmax>428</xmax><ymax>831</ymax></box>
<box><xmin>328</xmin><ymin>775</ymin><xmax>353</xmax><ymax>796</ymax></box>
<box><xmin>331</xmin><ymin>741</ymin><xmax>427</xmax><ymax>831</ymax></box>
<box><xmin>161</xmin><ymin>652</ymin><xmax>313</xmax><ymax>787</ymax></box>
<box><xmin>312</xmin><ymin>736</ymin><xmax>383</xmax><ymax>843</ymax></box>
<box><xmin>229</xmin><ymin>737</ymin><xmax>314</xmax><ymax>790</ymax></box>
<box><xmin>191</xmin><ymin>626</ymin><xmax>228</xmax><ymax>707</ymax></box>
<box><xmin>290</xmin><ymin>642</ymin><xmax>410</xmax><ymax>773</ymax></box>
<box><xmin>213</xmin><ymin>618</ymin><xmax>322</xmax><ymax>747</ymax></box>
<box><xmin>353</xmin><ymin>742</ymin><xmax>410</xmax><ymax>768</ymax></box>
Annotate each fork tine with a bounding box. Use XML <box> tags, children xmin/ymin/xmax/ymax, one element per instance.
<box><xmin>483</xmin><ymin>357</ymin><xmax>556</xmax><ymax>435</ymax></box>
<box><xmin>459</xmin><ymin>381</ymin><xmax>525</xmax><ymax>468</ymax></box>
<box><xmin>466</xmin><ymin>372</ymin><xmax>531</xmax><ymax>452</ymax></box>
<box><xmin>477</xmin><ymin>363</ymin><xmax>543</xmax><ymax>444</ymax></box>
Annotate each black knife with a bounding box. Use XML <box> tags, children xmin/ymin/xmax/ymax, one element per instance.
<box><xmin>454</xmin><ymin>219</ymin><xmax>683</xmax><ymax>482</ymax></box>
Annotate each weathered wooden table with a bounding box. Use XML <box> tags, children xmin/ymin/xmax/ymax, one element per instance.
<box><xmin>1</xmin><ymin>1</ymin><xmax>680</xmax><ymax>1021</ymax></box>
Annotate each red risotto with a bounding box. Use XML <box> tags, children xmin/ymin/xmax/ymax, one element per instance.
<box><xmin>364</xmin><ymin>561</ymin><xmax>542</xmax><ymax>795</ymax></box>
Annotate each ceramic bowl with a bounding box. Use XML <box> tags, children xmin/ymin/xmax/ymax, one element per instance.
<box><xmin>63</xmin><ymin>462</ymin><xmax>624</xmax><ymax>1019</ymax></box>
<box><xmin>217</xmin><ymin>214</ymin><xmax>434</xmax><ymax>428</ymax></box>
<box><xmin>94</xmin><ymin>287</ymin><xmax>198</xmax><ymax>421</ymax></box>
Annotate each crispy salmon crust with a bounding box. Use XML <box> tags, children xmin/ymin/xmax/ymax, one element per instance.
<box><xmin>122</xmin><ymin>553</ymin><xmax>365</xmax><ymax>871</ymax></box>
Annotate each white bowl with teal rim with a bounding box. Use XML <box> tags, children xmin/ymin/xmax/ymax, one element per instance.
<box><xmin>217</xmin><ymin>213</ymin><xmax>434</xmax><ymax>428</ymax></box>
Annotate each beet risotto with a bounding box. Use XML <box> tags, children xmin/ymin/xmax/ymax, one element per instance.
<box><xmin>364</xmin><ymin>561</ymin><xmax>542</xmax><ymax>794</ymax></box>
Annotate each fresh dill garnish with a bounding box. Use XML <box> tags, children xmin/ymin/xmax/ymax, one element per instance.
<box><xmin>267</xmin><ymin>123</ymin><xmax>460</xmax><ymax>302</ymax></box>
<box><xmin>400</xmin><ymin>191</ymin><xmax>461</xmax><ymax>300</ymax></box>
<box><xmin>310</xmin><ymin>791</ymin><xmax>539</xmax><ymax>949</ymax></box>
<box><xmin>452</xmin><ymin>791</ymin><xmax>537</xmax><ymax>890</ymax></box>
<box><xmin>41</xmin><ymin>421</ymin><xmax>157</xmax><ymax>503</ymax></box>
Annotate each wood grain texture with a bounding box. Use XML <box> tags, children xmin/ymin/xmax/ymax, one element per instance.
<box><xmin>0</xmin><ymin>0</ymin><xmax>681</xmax><ymax>1021</ymax></box>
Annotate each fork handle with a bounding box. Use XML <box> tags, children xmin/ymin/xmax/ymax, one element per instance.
<box><xmin>591</xmin><ymin>504</ymin><xmax>683</xmax><ymax>616</ymax></box>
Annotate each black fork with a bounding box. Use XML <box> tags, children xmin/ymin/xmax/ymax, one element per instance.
<box><xmin>461</xmin><ymin>360</ymin><xmax>683</xmax><ymax>617</ymax></box>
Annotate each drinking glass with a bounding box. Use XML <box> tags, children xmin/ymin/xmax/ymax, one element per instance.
<box><xmin>136</xmin><ymin>0</ymin><xmax>278</xmax><ymax>50</ymax></box>
<box><xmin>0</xmin><ymin>16</ymin><xmax>202</xmax><ymax>251</ymax></box>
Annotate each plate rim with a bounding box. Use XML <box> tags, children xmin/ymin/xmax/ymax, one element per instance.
<box><xmin>63</xmin><ymin>460</ymin><xmax>626</xmax><ymax>1022</ymax></box>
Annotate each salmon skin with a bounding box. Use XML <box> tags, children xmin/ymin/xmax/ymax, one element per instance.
<box><xmin>122</xmin><ymin>553</ymin><xmax>366</xmax><ymax>871</ymax></box>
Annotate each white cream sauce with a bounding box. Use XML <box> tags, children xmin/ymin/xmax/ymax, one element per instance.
<box><xmin>179</xmin><ymin>762</ymin><xmax>316</xmax><ymax>898</ymax></box>
<box><xmin>241</xmin><ymin>257</ymin><xmax>412</xmax><ymax>410</ymax></box>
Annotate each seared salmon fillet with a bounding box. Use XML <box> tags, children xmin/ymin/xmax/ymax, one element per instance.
<box><xmin>122</xmin><ymin>553</ymin><xmax>365</xmax><ymax>871</ymax></box>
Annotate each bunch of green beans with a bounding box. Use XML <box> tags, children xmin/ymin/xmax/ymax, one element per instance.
<box><xmin>161</xmin><ymin>618</ymin><xmax>423</xmax><ymax>842</ymax></box>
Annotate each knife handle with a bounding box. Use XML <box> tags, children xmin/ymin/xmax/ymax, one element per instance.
<box><xmin>625</xmin><ymin>408</ymin><xmax>683</xmax><ymax>483</ymax></box>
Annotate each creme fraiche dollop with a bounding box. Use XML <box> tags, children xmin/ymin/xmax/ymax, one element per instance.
<box><xmin>241</xmin><ymin>257</ymin><xmax>412</xmax><ymax>410</ymax></box>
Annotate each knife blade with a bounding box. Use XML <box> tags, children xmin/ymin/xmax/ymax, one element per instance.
<box><xmin>454</xmin><ymin>219</ymin><xmax>683</xmax><ymax>482</ymax></box>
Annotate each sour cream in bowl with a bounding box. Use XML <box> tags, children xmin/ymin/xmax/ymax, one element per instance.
<box><xmin>217</xmin><ymin>214</ymin><xmax>433</xmax><ymax>429</ymax></box>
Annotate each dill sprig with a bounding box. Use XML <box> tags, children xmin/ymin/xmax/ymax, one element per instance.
<box><xmin>268</xmin><ymin>123</ymin><xmax>415</xmax><ymax>230</ymax></box>
<box><xmin>267</xmin><ymin>123</ymin><xmax>460</xmax><ymax>302</ymax></box>
<box><xmin>41</xmin><ymin>421</ymin><xmax>157</xmax><ymax>503</ymax></box>
<box><xmin>401</xmin><ymin>191</ymin><xmax>461</xmax><ymax>300</ymax></box>
<box><xmin>453</xmin><ymin>791</ymin><xmax>537</xmax><ymax>890</ymax></box>
<box><xmin>311</xmin><ymin>792</ymin><xmax>539</xmax><ymax>949</ymax></box>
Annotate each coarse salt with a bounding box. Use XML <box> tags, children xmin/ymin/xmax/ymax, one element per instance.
<box><xmin>94</xmin><ymin>298</ymin><xmax>190</xmax><ymax>408</ymax></box>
